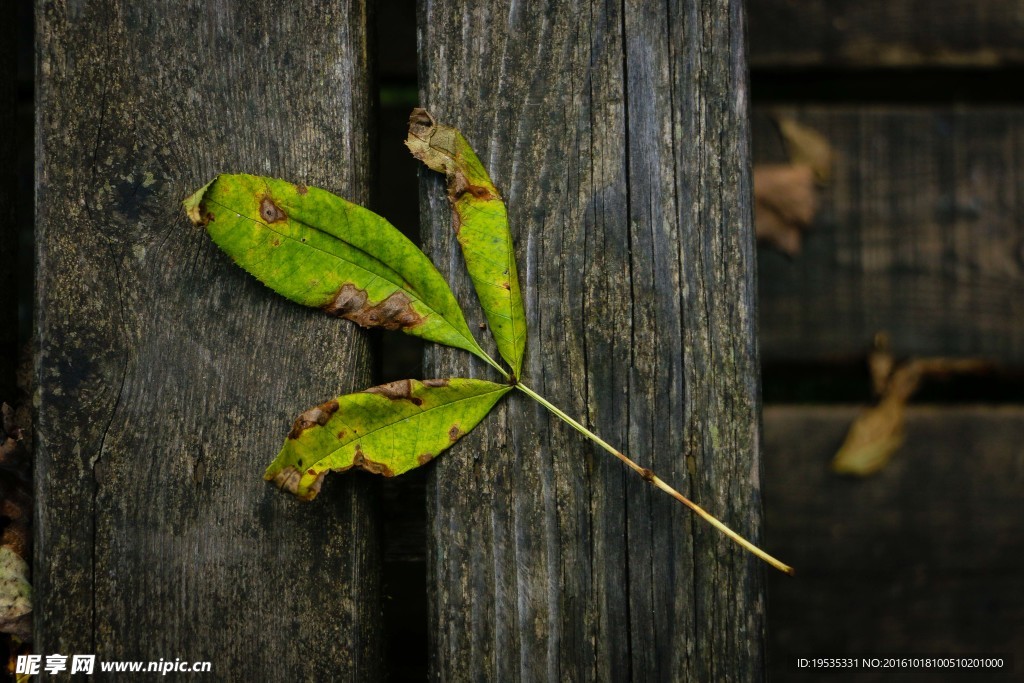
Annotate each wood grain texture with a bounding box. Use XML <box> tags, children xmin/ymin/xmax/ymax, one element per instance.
<box><xmin>763</xmin><ymin>406</ymin><xmax>1024</xmax><ymax>682</ymax></box>
<box><xmin>748</xmin><ymin>0</ymin><xmax>1024</xmax><ymax>68</ymax></box>
<box><xmin>35</xmin><ymin>2</ymin><xmax>381</xmax><ymax>678</ymax></box>
<box><xmin>418</xmin><ymin>1</ymin><xmax>766</xmax><ymax>680</ymax></box>
<box><xmin>754</xmin><ymin>107</ymin><xmax>1024</xmax><ymax>366</ymax></box>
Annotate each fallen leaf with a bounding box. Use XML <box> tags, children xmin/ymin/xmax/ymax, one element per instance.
<box><xmin>184</xmin><ymin>175</ymin><xmax>494</xmax><ymax>366</ymax></box>
<box><xmin>832</xmin><ymin>395</ymin><xmax>906</xmax><ymax>476</ymax></box>
<box><xmin>753</xmin><ymin>163</ymin><xmax>818</xmax><ymax>255</ymax></box>
<box><xmin>776</xmin><ymin>118</ymin><xmax>835</xmax><ymax>182</ymax></box>
<box><xmin>406</xmin><ymin>109</ymin><xmax>527</xmax><ymax>379</ymax></box>
<box><xmin>833</xmin><ymin>335</ymin><xmax>992</xmax><ymax>476</ymax></box>
<box><xmin>265</xmin><ymin>378</ymin><xmax>512</xmax><ymax>500</ymax></box>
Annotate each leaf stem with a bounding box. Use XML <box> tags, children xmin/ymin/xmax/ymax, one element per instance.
<box><xmin>515</xmin><ymin>382</ymin><xmax>795</xmax><ymax>575</ymax></box>
<box><xmin>479</xmin><ymin>352</ymin><xmax>512</xmax><ymax>380</ymax></box>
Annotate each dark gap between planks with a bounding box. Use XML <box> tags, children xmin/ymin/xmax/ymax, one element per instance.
<box><xmin>751</xmin><ymin>68</ymin><xmax>1024</xmax><ymax>106</ymax></box>
<box><xmin>372</xmin><ymin>1</ymin><xmax>429</xmax><ymax>681</ymax></box>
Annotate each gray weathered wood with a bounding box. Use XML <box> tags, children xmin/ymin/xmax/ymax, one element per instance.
<box><xmin>35</xmin><ymin>2</ymin><xmax>381</xmax><ymax>678</ymax></box>
<box><xmin>748</xmin><ymin>0</ymin><xmax>1024</xmax><ymax>69</ymax></box>
<box><xmin>762</xmin><ymin>406</ymin><xmax>1024</xmax><ymax>681</ymax></box>
<box><xmin>418</xmin><ymin>1</ymin><xmax>766</xmax><ymax>679</ymax></box>
<box><xmin>754</xmin><ymin>107</ymin><xmax>1024</xmax><ymax>366</ymax></box>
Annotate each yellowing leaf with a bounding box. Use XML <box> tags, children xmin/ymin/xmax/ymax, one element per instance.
<box><xmin>406</xmin><ymin>109</ymin><xmax>527</xmax><ymax>379</ymax></box>
<box><xmin>265</xmin><ymin>378</ymin><xmax>511</xmax><ymax>500</ymax></box>
<box><xmin>0</xmin><ymin>546</ymin><xmax>31</xmax><ymax>640</ymax></box>
<box><xmin>184</xmin><ymin>174</ymin><xmax>498</xmax><ymax>368</ymax></box>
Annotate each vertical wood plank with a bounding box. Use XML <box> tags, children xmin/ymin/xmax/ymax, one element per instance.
<box><xmin>35</xmin><ymin>1</ymin><xmax>381</xmax><ymax>678</ymax></box>
<box><xmin>418</xmin><ymin>0</ymin><xmax>765</xmax><ymax>679</ymax></box>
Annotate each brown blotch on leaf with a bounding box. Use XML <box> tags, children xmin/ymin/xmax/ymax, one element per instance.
<box><xmin>462</xmin><ymin>184</ymin><xmax>497</xmax><ymax>201</ymax></box>
<box><xmin>639</xmin><ymin>467</ymin><xmax>655</xmax><ymax>483</ymax></box>
<box><xmin>323</xmin><ymin>283</ymin><xmax>369</xmax><ymax>317</ymax></box>
<box><xmin>287</xmin><ymin>399</ymin><xmax>340</xmax><ymax>440</ymax></box>
<box><xmin>364</xmin><ymin>379</ymin><xmax>423</xmax><ymax>406</ymax></box>
<box><xmin>448</xmin><ymin>424</ymin><xmax>461</xmax><ymax>443</ymax></box>
<box><xmin>417</xmin><ymin>453</ymin><xmax>434</xmax><ymax>466</ymax></box>
<box><xmin>259</xmin><ymin>196</ymin><xmax>287</xmax><ymax>223</ymax></box>
<box><xmin>347</xmin><ymin>444</ymin><xmax>396</xmax><ymax>477</ymax></box>
<box><xmin>295</xmin><ymin>183</ymin><xmax>308</xmax><ymax>195</ymax></box>
<box><xmin>327</xmin><ymin>288</ymin><xmax>426</xmax><ymax>331</ymax></box>
<box><xmin>501</xmin><ymin>281</ymin><xmax>511</xmax><ymax>290</ymax></box>
<box><xmin>422</xmin><ymin>378</ymin><xmax>450</xmax><ymax>388</ymax></box>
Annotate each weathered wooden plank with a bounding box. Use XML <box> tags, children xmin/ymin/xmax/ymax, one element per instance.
<box><xmin>748</xmin><ymin>0</ymin><xmax>1024</xmax><ymax>69</ymax></box>
<box><xmin>763</xmin><ymin>406</ymin><xmax>1024</xmax><ymax>681</ymax></box>
<box><xmin>419</xmin><ymin>1</ymin><xmax>765</xmax><ymax>680</ymax></box>
<box><xmin>754</xmin><ymin>107</ymin><xmax>1024</xmax><ymax>366</ymax></box>
<box><xmin>35</xmin><ymin>1</ymin><xmax>381</xmax><ymax>678</ymax></box>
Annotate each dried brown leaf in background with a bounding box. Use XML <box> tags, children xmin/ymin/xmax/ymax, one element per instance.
<box><xmin>0</xmin><ymin>403</ymin><xmax>31</xmax><ymax>641</ymax></box>
<box><xmin>754</xmin><ymin>163</ymin><xmax>819</xmax><ymax>255</ymax></box>
<box><xmin>832</xmin><ymin>395</ymin><xmax>907</xmax><ymax>476</ymax></box>
<box><xmin>832</xmin><ymin>334</ymin><xmax>991</xmax><ymax>476</ymax></box>
<box><xmin>777</xmin><ymin>117</ymin><xmax>835</xmax><ymax>183</ymax></box>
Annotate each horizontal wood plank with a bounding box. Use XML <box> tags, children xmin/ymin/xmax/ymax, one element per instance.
<box><xmin>754</xmin><ymin>107</ymin><xmax>1024</xmax><ymax>366</ymax></box>
<box><xmin>763</xmin><ymin>405</ymin><xmax>1024</xmax><ymax>681</ymax></box>
<box><xmin>748</xmin><ymin>0</ymin><xmax>1024</xmax><ymax>68</ymax></box>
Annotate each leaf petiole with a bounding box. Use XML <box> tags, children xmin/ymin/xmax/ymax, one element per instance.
<box><xmin>515</xmin><ymin>382</ymin><xmax>795</xmax><ymax>575</ymax></box>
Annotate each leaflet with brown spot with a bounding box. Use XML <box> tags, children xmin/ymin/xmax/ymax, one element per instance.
<box><xmin>264</xmin><ymin>379</ymin><xmax>512</xmax><ymax>500</ymax></box>
<box><xmin>406</xmin><ymin>109</ymin><xmax>527</xmax><ymax>378</ymax></box>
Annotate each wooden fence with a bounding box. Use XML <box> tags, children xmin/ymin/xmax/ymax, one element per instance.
<box><xmin>748</xmin><ymin>1</ymin><xmax>1024</xmax><ymax>680</ymax></box>
<box><xmin>28</xmin><ymin>1</ymin><xmax>765</xmax><ymax>680</ymax></box>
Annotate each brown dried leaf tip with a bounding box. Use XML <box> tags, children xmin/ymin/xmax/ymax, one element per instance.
<box><xmin>833</xmin><ymin>333</ymin><xmax>992</xmax><ymax>476</ymax></box>
<box><xmin>268</xmin><ymin>465</ymin><xmax>325</xmax><ymax>502</ymax></box>
<box><xmin>404</xmin><ymin>108</ymin><xmax>450</xmax><ymax>174</ymax></box>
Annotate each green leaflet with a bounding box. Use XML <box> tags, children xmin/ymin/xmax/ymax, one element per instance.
<box><xmin>265</xmin><ymin>378</ymin><xmax>511</xmax><ymax>500</ymax></box>
<box><xmin>184</xmin><ymin>174</ymin><xmax>496</xmax><ymax>367</ymax></box>
<box><xmin>406</xmin><ymin>109</ymin><xmax>528</xmax><ymax>379</ymax></box>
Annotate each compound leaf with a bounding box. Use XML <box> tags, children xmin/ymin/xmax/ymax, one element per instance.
<box><xmin>265</xmin><ymin>378</ymin><xmax>511</xmax><ymax>500</ymax></box>
<box><xmin>406</xmin><ymin>109</ymin><xmax>527</xmax><ymax>379</ymax></box>
<box><xmin>185</xmin><ymin>174</ymin><xmax>492</xmax><ymax>364</ymax></box>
